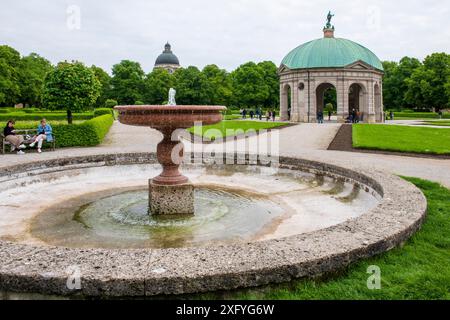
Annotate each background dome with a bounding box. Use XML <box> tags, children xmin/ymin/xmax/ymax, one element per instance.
<box><xmin>281</xmin><ymin>38</ymin><xmax>383</xmax><ymax>71</ymax></box>
<box><xmin>155</xmin><ymin>43</ymin><xmax>180</xmax><ymax>66</ymax></box>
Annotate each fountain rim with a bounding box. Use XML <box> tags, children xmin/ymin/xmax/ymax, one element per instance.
<box><xmin>0</xmin><ymin>153</ymin><xmax>427</xmax><ymax>297</ymax></box>
<box><xmin>115</xmin><ymin>105</ymin><xmax>227</xmax><ymax>112</ymax></box>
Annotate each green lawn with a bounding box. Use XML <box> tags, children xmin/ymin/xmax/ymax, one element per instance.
<box><xmin>195</xmin><ymin>177</ymin><xmax>450</xmax><ymax>300</ymax></box>
<box><xmin>189</xmin><ymin>120</ymin><xmax>288</xmax><ymax>140</ymax></box>
<box><xmin>353</xmin><ymin>124</ymin><xmax>450</xmax><ymax>155</ymax></box>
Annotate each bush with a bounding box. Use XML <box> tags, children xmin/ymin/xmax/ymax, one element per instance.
<box><xmin>394</xmin><ymin>112</ymin><xmax>450</xmax><ymax>119</ymax></box>
<box><xmin>105</xmin><ymin>99</ymin><xmax>118</xmax><ymax>109</ymax></box>
<box><xmin>94</xmin><ymin>108</ymin><xmax>114</xmax><ymax>117</ymax></box>
<box><xmin>0</xmin><ymin>112</ymin><xmax>94</xmax><ymax>122</ymax></box>
<box><xmin>52</xmin><ymin>114</ymin><xmax>114</xmax><ymax>147</ymax></box>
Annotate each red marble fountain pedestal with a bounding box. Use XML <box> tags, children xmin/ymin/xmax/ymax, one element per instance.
<box><xmin>115</xmin><ymin>105</ymin><xmax>226</xmax><ymax>215</ymax></box>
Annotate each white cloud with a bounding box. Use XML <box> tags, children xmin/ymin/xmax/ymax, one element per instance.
<box><xmin>0</xmin><ymin>0</ymin><xmax>448</xmax><ymax>73</ymax></box>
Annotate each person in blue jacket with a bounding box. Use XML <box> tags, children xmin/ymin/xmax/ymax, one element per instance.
<box><xmin>30</xmin><ymin>118</ymin><xmax>53</xmax><ymax>153</ymax></box>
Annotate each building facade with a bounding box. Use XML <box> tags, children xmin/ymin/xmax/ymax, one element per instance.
<box><xmin>154</xmin><ymin>43</ymin><xmax>181</xmax><ymax>74</ymax></box>
<box><xmin>278</xmin><ymin>18</ymin><xmax>384</xmax><ymax>123</ymax></box>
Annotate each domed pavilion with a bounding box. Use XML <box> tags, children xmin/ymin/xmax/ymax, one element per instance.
<box><xmin>154</xmin><ymin>42</ymin><xmax>181</xmax><ymax>74</ymax></box>
<box><xmin>278</xmin><ymin>13</ymin><xmax>384</xmax><ymax>123</ymax></box>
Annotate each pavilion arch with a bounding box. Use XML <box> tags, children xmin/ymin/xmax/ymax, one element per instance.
<box><xmin>280</xmin><ymin>83</ymin><xmax>292</xmax><ymax>121</ymax></box>
<box><xmin>315</xmin><ymin>82</ymin><xmax>337</xmax><ymax>116</ymax></box>
<box><xmin>348</xmin><ymin>82</ymin><xmax>368</xmax><ymax>121</ymax></box>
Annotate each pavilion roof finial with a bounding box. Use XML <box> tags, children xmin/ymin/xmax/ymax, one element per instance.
<box><xmin>323</xmin><ymin>11</ymin><xmax>335</xmax><ymax>38</ymax></box>
<box><xmin>325</xmin><ymin>11</ymin><xmax>335</xmax><ymax>29</ymax></box>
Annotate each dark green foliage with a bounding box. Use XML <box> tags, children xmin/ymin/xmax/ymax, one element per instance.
<box><xmin>394</xmin><ymin>112</ymin><xmax>450</xmax><ymax>119</ymax></box>
<box><xmin>18</xmin><ymin>53</ymin><xmax>53</xmax><ymax>108</ymax></box>
<box><xmin>91</xmin><ymin>65</ymin><xmax>112</xmax><ymax>108</ymax></box>
<box><xmin>52</xmin><ymin>114</ymin><xmax>114</xmax><ymax>147</ymax></box>
<box><xmin>0</xmin><ymin>45</ymin><xmax>21</xmax><ymax>107</ymax></box>
<box><xmin>174</xmin><ymin>66</ymin><xmax>210</xmax><ymax>105</ymax></box>
<box><xmin>143</xmin><ymin>68</ymin><xmax>175</xmax><ymax>104</ymax></box>
<box><xmin>110</xmin><ymin>60</ymin><xmax>145</xmax><ymax>105</ymax></box>
<box><xmin>42</xmin><ymin>61</ymin><xmax>101</xmax><ymax>119</ymax></box>
<box><xmin>0</xmin><ymin>112</ymin><xmax>93</xmax><ymax>122</ymax></box>
<box><xmin>105</xmin><ymin>99</ymin><xmax>118</xmax><ymax>108</ymax></box>
<box><xmin>230</xmin><ymin>62</ymin><xmax>269</xmax><ymax>108</ymax></box>
<box><xmin>93</xmin><ymin>108</ymin><xmax>114</xmax><ymax>117</ymax></box>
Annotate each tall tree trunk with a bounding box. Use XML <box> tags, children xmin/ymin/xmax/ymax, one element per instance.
<box><xmin>67</xmin><ymin>110</ymin><xmax>73</xmax><ymax>124</ymax></box>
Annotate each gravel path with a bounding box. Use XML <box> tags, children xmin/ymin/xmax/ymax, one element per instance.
<box><xmin>1</xmin><ymin>121</ymin><xmax>449</xmax><ymax>189</ymax></box>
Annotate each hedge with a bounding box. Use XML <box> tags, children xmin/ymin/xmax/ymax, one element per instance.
<box><xmin>394</xmin><ymin>112</ymin><xmax>450</xmax><ymax>119</ymax></box>
<box><xmin>94</xmin><ymin>108</ymin><xmax>114</xmax><ymax>117</ymax></box>
<box><xmin>51</xmin><ymin>114</ymin><xmax>114</xmax><ymax>147</ymax></box>
<box><xmin>0</xmin><ymin>112</ymin><xmax>94</xmax><ymax>122</ymax></box>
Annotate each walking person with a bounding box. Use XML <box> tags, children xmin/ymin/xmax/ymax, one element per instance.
<box><xmin>351</xmin><ymin>109</ymin><xmax>357</xmax><ymax>123</ymax></box>
<box><xmin>29</xmin><ymin>119</ymin><xmax>53</xmax><ymax>154</ymax></box>
<box><xmin>328</xmin><ymin>109</ymin><xmax>332</xmax><ymax>121</ymax></box>
<box><xmin>272</xmin><ymin>110</ymin><xmax>276</xmax><ymax>122</ymax></box>
<box><xmin>250</xmin><ymin>110</ymin><xmax>254</xmax><ymax>120</ymax></box>
<box><xmin>317</xmin><ymin>111</ymin><xmax>324</xmax><ymax>124</ymax></box>
<box><xmin>266</xmin><ymin>110</ymin><xmax>271</xmax><ymax>122</ymax></box>
<box><xmin>3</xmin><ymin>120</ymin><xmax>26</xmax><ymax>154</ymax></box>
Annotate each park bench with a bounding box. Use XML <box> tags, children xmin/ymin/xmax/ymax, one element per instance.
<box><xmin>1</xmin><ymin>129</ymin><xmax>56</xmax><ymax>154</ymax></box>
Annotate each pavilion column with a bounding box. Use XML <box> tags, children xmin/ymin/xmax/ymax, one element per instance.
<box><xmin>297</xmin><ymin>82</ymin><xmax>307</xmax><ymax>122</ymax></box>
<box><xmin>309</xmin><ymin>80</ymin><xmax>317</xmax><ymax>122</ymax></box>
<box><xmin>366</xmin><ymin>81</ymin><xmax>376</xmax><ymax>123</ymax></box>
<box><xmin>280</xmin><ymin>83</ymin><xmax>289</xmax><ymax>121</ymax></box>
<box><xmin>290</xmin><ymin>81</ymin><xmax>298</xmax><ymax>122</ymax></box>
<box><xmin>336</xmin><ymin>78</ymin><xmax>347</xmax><ymax>123</ymax></box>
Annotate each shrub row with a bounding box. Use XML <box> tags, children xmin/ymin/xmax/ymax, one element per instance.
<box><xmin>0</xmin><ymin>112</ymin><xmax>94</xmax><ymax>122</ymax></box>
<box><xmin>93</xmin><ymin>108</ymin><xmax>115</xmax><ymax>118</ymax></box>
<box><xmin>394</xmin><ymin>112</ymin><xmax>450</xmax><ymax>119</ymax></box>
<box><xmin>51</xmin><ymin>114</ymin><xmax>114</xmax><ymax>148</ymax></box>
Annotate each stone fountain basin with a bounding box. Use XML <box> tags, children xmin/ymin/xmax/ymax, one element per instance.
<box><xmin>115</xmin><ymin>105</ymin><xmax>227</xmax><ymax>129</ymax></box>
<box><xmin>0</xmin><ymin>153</ymin><xmax>427</xmax><ymax>298</ymax></box>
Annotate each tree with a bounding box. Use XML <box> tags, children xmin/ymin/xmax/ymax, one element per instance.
<box><xmin>257</xmin><ymin>61</ymin><xmax>279</xmax><ymax>108</ymax></box>
<box><xmin>91</xmin><ymin>65</ymin><xmax>112</xmax><ymax>108</ymax></box>
<box><xmin>143</xmin><ymin>68</ymin><xmax>175</xmax><ymax>104</ymax></box>
<box><xmin>18</xmin><ymin>53</ymin><xmax>53</xmax><ymax>107</ymax></box>
<box><xmin>405</xmin><ymin>53</ymin><xmax>450</xmax><ymax>111</ymax></box>
<box><xmin>0</xmin><ymin>45</ymin><xmax>21</xmax><ymax>107</ymax></box>
<box><xmin>202</xmin><ymin>64</ymin><xmax>232</xmax><ymax>106</ymax></box>
<box><xmin>230</xmin><ymin>62</ymin><xmax>269</xmax><ymax>108</ymax></box>
<box><xmin>324</xmin><ymin>87</ymin><xmax>337</xmax><ymax>110</ymax></box>
<box><xmin>382</xmin><ymin>57</ymin><xmax>422</xmax><ymax>110</ymax></box>
<box><xmin>174</xmin><ymin>66</ymin><xmax>210</xmax><ymax>105</ymax></box>
<box><xmin>110</xmin><ymin>60</ymin><xmax>145</xmax><ymax>105</ymax></box>
<box><xmin>42</xmin><ymin>61</ymin><xmax>101</xmax><ymax>123</ymax></box>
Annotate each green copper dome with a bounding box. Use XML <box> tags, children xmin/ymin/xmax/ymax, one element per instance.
<box><xmin>281</xmin><ymin>37</ymin><xmax>383</xmax><ymax>71</ymax></box>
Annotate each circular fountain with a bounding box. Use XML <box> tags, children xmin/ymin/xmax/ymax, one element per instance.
<box><xmin>0</xmin><ymin>153</ymin><xmax>426</xmax><ymax>298</ymax></box>
<box><xmin>115</xmin><ymin>104</ymin><xmax>226</xmax><ymax>215</ymax></box>
<box><xmin>0</xmin><ymin>99</ymin><xmax>427</xmax><ymax>298</ymax></box>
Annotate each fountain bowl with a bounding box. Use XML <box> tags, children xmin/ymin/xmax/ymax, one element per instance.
<box><xmin>115</xmin><ymin>105</ymin><xmax>227</xmax><ymax>129</ymax></box>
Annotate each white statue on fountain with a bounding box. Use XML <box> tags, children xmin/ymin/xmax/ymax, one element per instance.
<box><xmin>168</xmin><ymin>88</ymin><xmax>177</xmax><ymax>106</ymax></box>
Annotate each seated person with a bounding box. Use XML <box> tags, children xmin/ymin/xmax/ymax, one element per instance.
<box><xmin>3</xmin><ymin>120</ymin><xmax>26</xmax><ymax>154</ymax></box>
<box><xmin>29</xmin><ymin>118</ymin><xmax>53</xmax><ymax>153</ymax></box>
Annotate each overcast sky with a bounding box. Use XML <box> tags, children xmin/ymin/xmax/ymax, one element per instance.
<box><xmin>1</xmin><ymin>0</ymin><xmax>449</xmax><ymax>73</ymax></box>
